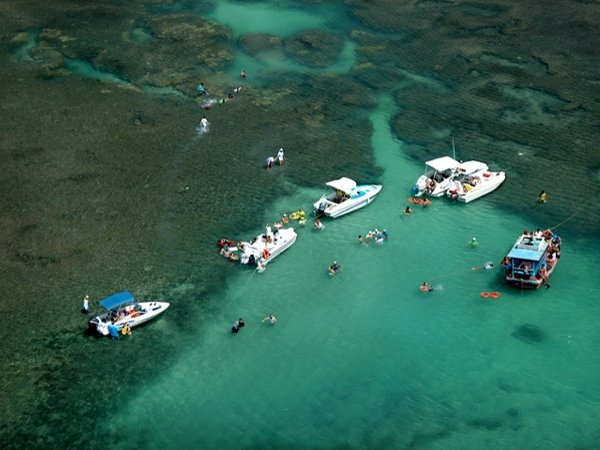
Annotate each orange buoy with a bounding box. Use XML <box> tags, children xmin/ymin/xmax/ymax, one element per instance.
<box><xmin>480</xmin><ymin>292</ymin><xmax>490</xmax><ymax>298</ymax></box>
<box><xmin>489</xmin><ymin>292</ymin><xmax>501</xmax><ymax>299</ymax></box>
<box><xmin>408</xmin><ymin>197</ymin><xmax>417</xmax><ymax>204</ymax></box>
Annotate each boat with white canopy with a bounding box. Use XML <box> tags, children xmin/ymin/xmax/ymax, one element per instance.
<box><xmin>313</xmin><ymin>177</ymin><xmax>382</xmax><ymax>218</ymax></box>
<box><xmin>412</xmin><ymin>156</ymin><xmax>462</xmax><ymax>197</ymax></box>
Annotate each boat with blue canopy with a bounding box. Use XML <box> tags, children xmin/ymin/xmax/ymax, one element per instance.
<box><xmin>502</xmin><ymin>230</ymin><xmax>561</xmax><ymax>289</ymax></box>
<box><xmin>87</xmin><ymin>290</ymin><xmax>170</xmax><ymax>336</ymax></box>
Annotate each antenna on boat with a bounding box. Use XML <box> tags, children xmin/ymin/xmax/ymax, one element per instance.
<box><xmin>451</xmin><ymin>137</ymin><xmax>456</xmax><ymax>160</ymax></box>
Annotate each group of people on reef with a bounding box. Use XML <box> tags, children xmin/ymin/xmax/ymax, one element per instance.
<box><xmin>197</xmin><ymin>70</ymin><xmax>247</xmax><ymax>123</ymax></box>
<box><xmin>266</xmin><ymin>148</ymin><xmax>285</xmax><ymax>169</ymax></box>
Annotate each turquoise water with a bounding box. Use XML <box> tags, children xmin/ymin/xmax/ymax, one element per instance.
<box><xmin>4</xmin><ymin>1</ymin><xmax>600</xmax><ymax>448</ymax></box>
<box><xmin>99</xmin><ymin>92</ymin><xmax>599</xmax><ymax>448</ymax></box>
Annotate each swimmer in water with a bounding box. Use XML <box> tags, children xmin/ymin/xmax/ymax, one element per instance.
<box><xmin>420</xmin><ymin>282</ymin><xmax>433</xmax><ymax>292</ymax></box>
<box><xmin>262</xmin><ymin>314</ymin><xmax>277</xmax><ymax>324</ymax></box>
<box><xmin>328</xmin><ymin>261</ymin><xmax>341</xmax><ymax>275</ymax></box>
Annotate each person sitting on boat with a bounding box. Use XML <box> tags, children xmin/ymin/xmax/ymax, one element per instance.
<box><xmin>538</xmin><ymin>264</ymin><xmax>548</xmax><ymax>282</ymax></box>
<box><xmin>121</xmin><ymin>323</ymin><xmax>132</xmax><ymax>336</ymax></box>
<box><xmin>426</xmin><ymin>179</ymin><xmax>436</xmax><ymax>193</ymax></box>
<box><xmin>502</xmin><ymin>257</ymin><xmax>512</xmax><ymax>271</ymax></box>
<box><xmin>518</xmin><ymin>261</ymin><xmax>533</xmax><ymax>274</ymax></box>
<box><xmin>328</xmin><ymin>261</ymin><xmax>341</xmax><ymax>275</ymax></box>
<box><xmin>265</xmin><ymin>224</ymin><xmax>273</xmax><ymax>241</ymax></box>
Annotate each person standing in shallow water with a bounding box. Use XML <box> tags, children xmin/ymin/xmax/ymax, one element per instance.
<box><xmin>232</xmin><ymin>318</ymin><xmax>245</xmax><ymax>333</ymax></box>
<box><xmin>81</xmin><ymin>295</ymin><xmax>90</xmax><ymax>314</ymax></box>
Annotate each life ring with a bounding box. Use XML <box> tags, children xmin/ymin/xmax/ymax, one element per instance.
<box><xmin>262</xmin><ymin>249</ymin><xmax>270</xmax><ymax>259</ymax></box>
<box><xmin>489</xmin><ymin>292</ymin><xmax>501</xmax><ymax>299</ymax></box>
<box><xmin>420</xmin><ymin>285</ymin><xmax>431</xmax><ymax>292</ymax></box>
<box><xmin>480</xmin><ymin>292</ymin><xmax>490</xmax><ymax>298</ymax></box>
<box><xmin>483</xmin><ymin>172</ymin><xmax>491</xmax><ymax>178</ymax></box>
<box><xmin>408</xmin><ymin>197</ymin><xmax>417</xmax><ymax>204</ymax></box>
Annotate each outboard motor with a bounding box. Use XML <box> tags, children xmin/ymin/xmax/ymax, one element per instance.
<box><xmin>317</xmin><ymin>201</ymin><xmax>327</xmax><ymax>215</ymax></box>
<box><xmin>248</xmin><ymin>254</ymin><xmax>256</xmax><ymax>266</ymax></box>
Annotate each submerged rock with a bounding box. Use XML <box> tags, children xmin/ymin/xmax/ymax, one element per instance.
<box><xmin>283</xmin><ymin>29</ymin><xmax>344</xmax><ymax>67</ymax></box>
<box><xmin>238</xmin><ymin>33</ymin><xmax>282</xmax><ymax>56</ymax></box>
<box><xmin>511</xmin><ymin>323</ymin><xmax>545</xmax><ymax>344</ymax></box>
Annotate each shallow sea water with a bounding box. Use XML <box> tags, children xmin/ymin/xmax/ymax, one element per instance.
<box><xmin>100</xmin><ymin>92</ymin><xmax>599</xmax><ymax>448</ymax></box>
<box><xmin>3</xmin><ymin>1</ymin><xmax>600</xmax><ymax>449</ymax></box>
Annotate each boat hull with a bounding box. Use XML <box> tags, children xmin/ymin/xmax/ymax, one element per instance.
<box><xmin>503</xmin><ymin>232</ymin><xmax>560</xmax><ymax>289</ymax></box>
<box><xmin>240</xmin><ymin>227</ymin><xmax>297</xmax><ymax>265</ymax></box>
<box><xmin>314</xmin><ymin>184</ymin><xmax>382</xmax><ymax>218</ymax></box>
<box><xmin>448</xmin><ymin>171</ymin><xmax>505</xmax><ymax>203</ymax></box>
<box><xmin>90</xmin><ymin>301</ymin><xmax>170</xmax><ymax>336</ymax></box>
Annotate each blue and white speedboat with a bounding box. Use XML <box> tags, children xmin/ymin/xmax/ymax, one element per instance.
<box><xmin>313</xmin><ymin>177</ymin><xmax>382</xmax><ymax>218</ymax></box>
<box><xmin>87</xmin><ymin>291</ymin><xmax>170</xmax><ymax>336</ymax></box>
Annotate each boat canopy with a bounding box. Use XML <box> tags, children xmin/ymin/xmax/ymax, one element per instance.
<box><xmin>458</xmin><ymin>160</ymin><xmax>487</xmax><ymax>175</ymax></box>
<box><xmin>100</xmin><ymin>291</ymin><xmax>135</xmax><ymax>311</ymax></box>
<box><xmin>507</xmin><ymin>236</ymin><xmax>548</xmax><ymax>261</ymax></box>
<box><xmin>425</xmin><ymin>156</ymin><xmax>460</xmax><ymax>172</ymax></box>
<box><xmin>326</xmin><ymin>177</ymin><xmax>357</xmax><ymax>194</ymax></box>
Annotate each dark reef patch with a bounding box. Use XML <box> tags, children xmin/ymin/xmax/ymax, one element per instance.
<box><xmin>511</xmin><ymin>323</ymin><xmax>545</xmax><ymax>344</ymax></box>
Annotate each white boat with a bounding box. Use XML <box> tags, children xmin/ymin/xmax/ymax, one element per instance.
<box><xmin>88</xmin><ymin>291</ymin><xmax>169</xmax><ymax>336</ymax></box>
<box><xmin>239</xmin><ymin>226</ymin><xmax>297</xmax><ymax>266</ymax></box>
<box><xmin>412</xmin><ymin>156</ymin><xmax>461</xmax><ymax>197</ymax></box>
<box><xmin>446</xmin><ymin>165</ymin><xmax>506</xmax><ymax>203</ymax></box>
<box><xmin>313</xmin><ymin>177</ymin><xmax>382</xmax><ymax>218</ymax></box>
